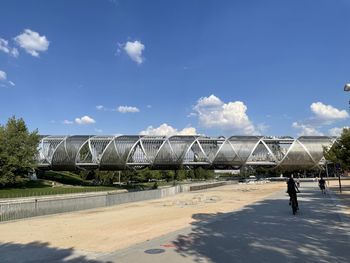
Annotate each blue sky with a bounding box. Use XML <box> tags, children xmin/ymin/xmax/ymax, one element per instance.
<box><xmin>1</xmin><ymin>0</ymin><xmax>350</xmax><ymax>137</ymax></box>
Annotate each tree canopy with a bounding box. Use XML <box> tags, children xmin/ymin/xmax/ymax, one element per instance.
<box><xmin>0</xmin><ymin>116</ymin><xmax>40</xmax><ymax>187</ymax></box>
<box><xmin>323</xmin><ymin>128</ymin><xmax>350</xmax><ymax>171</ymax></box>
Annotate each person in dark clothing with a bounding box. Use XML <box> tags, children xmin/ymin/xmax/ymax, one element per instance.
<box><xmin>287</xmin><ymin>174</ymin><xmax>299</xmax><ymax>209</ymax></box>
<box><xmin>319</xmin><ymin>176</ymin><xmax>326</xmax><ymax>194</ymax></box>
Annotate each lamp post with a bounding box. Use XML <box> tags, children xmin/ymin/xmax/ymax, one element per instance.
<box><xmin>325</xmin><ymin>160</ymin><xmax>329</xmax><ymax>187</ymax></box>
<box><xmin>344</xmin><ymin>83</ymin><xmax>350</xmax><ymax>112</ymax></box>
<box><xmin>344</xmin><ymin>83</ymin><xmax>350</xmax><ymax>91</ymax></box>
<box><xmin>339</xmin><ymin>83</ymin><xmax>350</xmax><ymax>192</ymax></box>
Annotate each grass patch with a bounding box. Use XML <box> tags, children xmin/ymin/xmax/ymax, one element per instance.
<box><xmin>0</xmin><ymin>182</ymin><xmax>119</xmax><ymax>199</ymax></box>
<box><xmin>0</xmin><ymin>172</ymin><xmax>196</xmax><ymax>199</ymax></box>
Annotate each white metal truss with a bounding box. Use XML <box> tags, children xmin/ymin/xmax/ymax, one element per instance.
<box><xmin>36</xmin><ymin>135</ymin><xmax>336</xmax><ymax>170</ymax></box>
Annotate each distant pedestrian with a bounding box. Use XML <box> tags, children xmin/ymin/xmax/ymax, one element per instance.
<box><xmin>319</xmin><ymin>176</ymin><xmax>326</xmax><ymax>194</ymax></box>
<box><xmin>296</xmin><ymin>177</ymin><xmax>300</xmax><ymax>188</ymax></box>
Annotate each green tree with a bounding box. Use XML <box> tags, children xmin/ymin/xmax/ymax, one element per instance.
<box><xmin>323</xmin><ymin>128</ymin><xmax>350</xmax><ymax>171</ymax></box>
<box><xmin>0</xmin><ymin>116</ymin><xmax>40</xmax><ymax>187</ymax></box>
<box><xmin>192</xmin><ymin>167</ymin><xmax>214</xmax><ymax>180</ymax></box>
<box><xmin>176</xmin><ymin>169</ymin><xmax>187</xmax><ymax>181</ymax></box>
<box><xmin>161</xmin><ymin>170</ymin><xmax>175</xmax><ymax>182</ymax></box>
<box><xmin>120</xmin><ymin>170</ymin><xmax>134</xmax><ymax>183</ymax></box>
<box><xmin>135</xmin><ymin>168</ymin><xmax>149</xmax><ymax>182</ymax></box>
<box><xmin>94</xmin><ymin>170</ymin><xmax>118</xmax><ymax>185</ymax></box>
<box><xmin>187</xmin><ymin>169</ymin><xmax>195</xmax><ymax>179</ymax></box>
<box><xmin>139</xmin><ymin>168</ymin><xmax>162</xmax><ymax>181</ymax></box>
<box><xmin>79</xmin><ymin>170</ymin><xmax>96</xmax><ymax>181</ymax></box>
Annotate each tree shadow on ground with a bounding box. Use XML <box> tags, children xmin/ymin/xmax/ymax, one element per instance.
<box><xmin>0</xmin><ymin>241</ymin><xmax>112</xmax><ymax>263</ymax></box>
<box><xmin>330</xmin><ymin>186</ymin><xmax>350</xmax><ymax>208</ymax></box>
<box><xmin>173</xmin><ymin>188</ymin><xmax>350</xmax><ymax>263</ymax></box>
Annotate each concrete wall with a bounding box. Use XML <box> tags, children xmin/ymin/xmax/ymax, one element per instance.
<box><xmin>189</xmin><ymin>182</ymin><xmax>227</xmax><ymax>191</ymax></box>
<box><xmin>0</xmin><ymin>182</ymin><xmax>224</xmax><ymax>222</ymax></box>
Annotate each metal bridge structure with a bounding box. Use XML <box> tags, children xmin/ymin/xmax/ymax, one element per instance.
<box><xmin>37</xmin><ymin>135</ymin><xmax>335</xmax><ymax>171</ymax></box>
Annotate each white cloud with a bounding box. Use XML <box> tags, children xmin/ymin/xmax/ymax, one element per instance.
<box><xmin>117</xmin><ymin>105</ymin><xmax>140</xmax><ymax>113</ymax></box>
<box><xmin>328</xmin><ymin>127</ymin><xmax>349</xmax><ymax>137</ymax></box>
<box><xmin>96</xmin><ymin>105</ymin><xmax>140</xmax><ymax>113</ymax></box>
<box><xmin>0</xmin><ymin>70</ymin><xmax>15</xmax><ymax>88</ymax></box>
<box><xmin>62</xmin><ymin>120</ymin><xmax>74</xmax><ymax>125</ymax></box>
<box><xmin>123</xmin><ymin>40</ymin><xmax>145</xmax><ymax>64</ymax></box>
<box><xmin>257</xmin><ymin>123</ymin><xmax>269</xmax><ymax>133</ymax></box>
<box><xmin>196</xmin><ymin>94</ymin><xmax>223</xmax><ymax>107</ymax></box>
<box><xmin>140</xmin><ymin>123</ymin><xmax>197</xmax><ymax>136</ymax></box>
<box><xmin>187</xmin><ymin>112</ymin><xmax>197</xmax><ymax>118</ymax></box>
<box><xmin>75</xmin><ymin>116</ymin><xmax>96</xmax><ymax>125</ymax></box>
<box><xmin>95</xmin><ymin>128</ymin><xmax>103</xmax><ymax>133</ymax></box>
<box><xmin>11</xmin><ymin>48</ymin><xmax>19</xmax><ymax>57</ymax></box>
<box><xmin>292</xmin><ymin>102</ymin><xmax>349</xmax><ymax>136</ymax></box>
<box><xmin>177</xmin><ymin>127</ymin><xmax>197</xmax><ymax>135</ymax></box>
<box><xmin>192</xmin><ymin>94</ymin><xmax>257</xmax><ymax>135</ymax></box>
<box><xmin>0</xmin><ymin>70</ymin><xmax>6</xmax><ymax>80</ymax></box>
<box><xmin>0</xmin><ymin>39</ymin><xmax>10</xmax><ymax>54</ymax></box>
<box><xmin>0</xmin><ymin>38</ymin><xmax>18</xmax><ymax>57</ymax></box>
<box><xmin>292</xmin><ymin>122</ymin><xmax>324</xmax><ymax>136</ymax></box>
<box><xmin>14</xmin><ymin>29</ymin><xmax>49</xmax><ymax>57</ymax></box>
<box><xmin>310</xmin><ymin>102</ymin><xmax>348</xmax><ymax>120</ymax></box>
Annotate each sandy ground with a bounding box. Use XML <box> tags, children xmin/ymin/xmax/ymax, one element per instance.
<box><xmin>0</xmin><ymin>182</ymin><xmax>285</xmax><ymax>254</ymax></box>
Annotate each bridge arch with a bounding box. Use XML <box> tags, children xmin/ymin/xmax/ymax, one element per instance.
<box><xmin>37</xmin><ymin>135</ymin><xmax>336</xmax><ymax>171</ymax></box>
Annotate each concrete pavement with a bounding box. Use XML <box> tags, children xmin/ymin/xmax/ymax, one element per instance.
<box><xmin>1</xmin><ymin>182</ymin><xmax>349</xmax><ymax>263</ymax></box>
<box><xmin>98</xmin><ymin>182</ymin><xmax>350</xmax><ymax>263</ymax></box>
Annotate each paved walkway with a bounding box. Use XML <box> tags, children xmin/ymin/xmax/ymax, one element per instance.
<box><xmin>1</xmin><ymin>182</ymin><xmax>349</xmax><ymax>263</ymax></box>
<box><xmin>98</xmin><ymin>182</ymin><xmax>350</xmax><ymax>263</ymax></box>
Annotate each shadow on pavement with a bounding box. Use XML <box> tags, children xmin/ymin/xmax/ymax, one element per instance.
<box><xmin>0</xmin><ymin>241</ymin><xmax>112</xmax><ymax>263</ymax></box>
<box><xmin>173</xmin><ymin>187</ymin><xmax>350</xmax><ymax>263</ymax></box>
<box><xmin>330</xmin><ymin>186</ymin><xmax>350</xmax><ymax>208</ymax></box>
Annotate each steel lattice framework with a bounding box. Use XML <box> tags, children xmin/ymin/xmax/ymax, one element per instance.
<box><xmin>36</xmin><ymin>135</ymin><xmax>335</xmax><ymax>171</ymax></box>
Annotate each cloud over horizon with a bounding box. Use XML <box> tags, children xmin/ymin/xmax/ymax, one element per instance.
<box><xmin>192</xmin><ymin>94</ymin><xmax>258</xmax><ymax>135</ymax></box>
<box><xmin>292</xmin><ymin>102</ymin><xmax>348</xmax><ymax>136</ymax></box>
<box><xmin>311</xmin><ymin>102</ymin><xmax>348</xmax><ymax>120</ymax></box>
<box><xmin>140</xmin><ymin>123</ymin><xmax>197</xmax><ymax>136</ymax></box>
<box><xmin>328</xmin><ymin>126</ymin><xmax>349</xmax><ymax>137</ymax></box>
<box><xmin>75</xmin><ymin>115</ymin><xmax>96</xmax><ymax>125</ymax></box>
<box><xmin>292</xmin><ymin>122</ymin><xmax>324</xmax><ymax>136</ymax></box>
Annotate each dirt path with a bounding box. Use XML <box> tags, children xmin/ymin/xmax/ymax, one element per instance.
<box><xmin>0</xmin><ymin>182</ymin><xmax>285</xmax><ymax>254</ymax></box>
